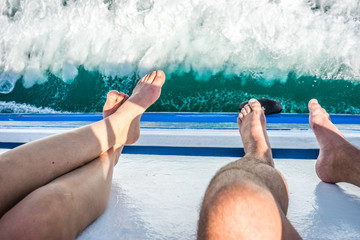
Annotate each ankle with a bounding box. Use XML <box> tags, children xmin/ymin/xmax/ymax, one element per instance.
<box><xmin>317</xmin><ymin>144</ymin><xmax>360</xmax><ymax>184</ymax></box>
<box><xmin>340</xmin><ymin>147</ymin><xmax>360</xmax><ymax>184</ymax></box>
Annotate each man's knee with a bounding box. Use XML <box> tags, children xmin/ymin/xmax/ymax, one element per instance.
<box><xmin>0</xmin><ymin>184</ymin><xmax>76</xmax><ymax>240</ymax></box>
<box><xmin>198</xmin><ymin>181</ymin><xmax>282</xmax><ymax>240</ymax></box>
<box><xmin>211</xmin><ymin>157</ymin><xmax>289</xmax><ymax>212</ymax></box>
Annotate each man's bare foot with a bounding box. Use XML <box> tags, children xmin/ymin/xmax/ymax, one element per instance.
<box><xmin>309</xmin><ymin>99</ymin><xmax>360</xmax><ymax>185</ymax></box>
<box><xmin>237</xmin><ymin>99</ymin><xmax>273</xmax><ymax>166</ymax></box>
<box><xmin>109</xmin><ymin>70</ymin><xmax>165</xmax><ymax>146</ymax></box>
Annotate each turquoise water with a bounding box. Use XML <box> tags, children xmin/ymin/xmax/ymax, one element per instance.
<box><xmin>0</xmin><ymin>0</ymin><xmax>360</xmax><ymax>113</ymax></box>
<box><xmin>1</xmin><ymin>68</ymin><xmax>359</xmax><ymax>113</ymax></box>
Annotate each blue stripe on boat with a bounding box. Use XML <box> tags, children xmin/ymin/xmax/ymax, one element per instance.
<box><xmin>0</xmin><ymin>113</ymin><xmax>359</xmax><ymax>124</ymax></box>
<box><xmin>0</xmin><ymin>142</ymin><xmax>319</xmax><ymax>159</ymax></box>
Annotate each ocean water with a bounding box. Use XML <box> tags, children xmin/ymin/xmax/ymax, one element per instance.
<box><xmin>0</xmin><ymin>0</ymin><xmax>359</xmax><ymax>113</ymax></box>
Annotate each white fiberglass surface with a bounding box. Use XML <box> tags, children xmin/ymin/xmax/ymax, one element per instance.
<box><xmin>78</xmin><ymin>154</ymin><xmax>360</xmax><ymax>240</ymax></box>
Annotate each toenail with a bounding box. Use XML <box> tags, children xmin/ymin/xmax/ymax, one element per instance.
<box><xmin>310</xmin><ymin>98</ymin><xmax>319</xmax><ymax>103</ymax></box>
<box><xmin>157</xmin><ymin>71</ymin><xmax>162</xmax><ymax>77</ymax></box>
<box><xmin>249</xmin><ymin>99</ymin><xmax>256</xmax><ymax>104</ymax></box>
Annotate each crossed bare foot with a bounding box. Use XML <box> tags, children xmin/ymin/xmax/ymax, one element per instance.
<box><xmin>309</xmin><ymin>99</ymin><xmax>360</xmax><ymax>185</ymax></box>
<box><xmin>104</xmin><ymin>70</ymin><xmax>165</xmax><ymax>148</ymax></box>
<box><xmin>238</xmin><ymin>99</ymin><xmax>274</xmax><ymax>167</ymax></box>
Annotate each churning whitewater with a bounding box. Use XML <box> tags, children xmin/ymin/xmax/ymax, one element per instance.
<box><xmin>0</xmin><ymin>0</ymin><xmax>360</xmax><ymax>113</ymax></box>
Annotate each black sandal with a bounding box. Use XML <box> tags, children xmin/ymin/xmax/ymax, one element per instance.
<box><xmin>239</xmin><ymin>98</ymin><xmax>283</xmax><ymax>115</ymax></box>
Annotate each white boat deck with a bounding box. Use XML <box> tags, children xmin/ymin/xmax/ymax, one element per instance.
<box><xmin>0</xmin><ymin>113</ymin><xmax>360</xmax><ymax>239</ymax></box>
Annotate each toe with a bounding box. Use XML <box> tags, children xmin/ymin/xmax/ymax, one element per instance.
<box><xmin>308</xmin><ymin>99</ymin><xmax>319</xmax><ymax>110</ymax></box>
<box><xmin>104</xmin><ymin>90</ymin><xmax>122</xmax><ymax>107</ymax></box>
<box><xmin>309</xmin><ymin>99</ymin><xmax>318</xmax><ymax>104</ymax></box>
<box><xmin>309</xmin><ymin>101</ymin><xmax>323</xmax><ymax>115</ymax></box>
<box><xmin>152</xmin><ymin>70</ymin><xmax>166</xmax><ymax>87</ymax></box>
<box><xmin>117</xmin><ymin>92</ymin><xmax>128</xmax><ymax>103</ymax></box>
<box><xmin>139</xmin><ymin>74</ymin><xmax>148</xmax><ymax>84</ymax></box>
<box><xmin>248</xmin><ymin>99</ymin><xmax>262</xmax><ymax>112</ymax></box>
<box><xmin>143</xmin><ymin>74</ymin><xmax>150</xmax><ymax>82</ymax></box>
<box><xmin>237</xmin><ymin>113</ymin><xmax>243</xmax><ymax>124</ymax></box>
<box><xmin>106</xmin><ymin>90</ymin><xmax>120</xmax><ymax>99</ymax></box>
<box><xmin>241</xmin><ymin>108</ymin><xmax>247</xmax><ymax>116</ymax></box>
<box><xmin>244</xmin><ymin>104</ymin><xmax>251</xmax><ymax>114</ymax></box>
<box><xmin>146</xmin><ymin>71</ymin><xmax>157</xmax><ymax>83</ymax></box>
<box><xmin>103</xmin><ymin>91</ymin><xmax>127</xmax><ymax>118</ymax></box>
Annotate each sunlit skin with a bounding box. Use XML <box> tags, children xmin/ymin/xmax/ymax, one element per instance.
<box><xmin>0</xmin><ymin>70</ymin><xmax>166</xmax><ymax>240</ymax></box>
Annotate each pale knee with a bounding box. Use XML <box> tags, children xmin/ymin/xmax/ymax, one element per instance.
<box><xmin>0</xmin><ymin>184</ymin><xmax>76</xmax><ymax>240</ymax></box>
<box><xmin>198</xmin><ymin>181</ymin><xmax>282</xmax><ymax>240</ymax></box>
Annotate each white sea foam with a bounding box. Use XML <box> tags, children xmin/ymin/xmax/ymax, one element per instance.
<box><xmin>1</xmin><ymin>0</ymin><xmax>360</xmax><ymax>93</ymax></box>
<box><xmin>0</xmin><ymin>101</ymin><xmax>64</xmax><ymax>113</ymax></box>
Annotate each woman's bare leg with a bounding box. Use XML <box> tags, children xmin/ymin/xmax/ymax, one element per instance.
<box><xmin>0</xmin><ymin>147</ymin><xmax>120</xmax><ymax>240</ymax></box>
<box><xmin>0</xmin><ymin>70</ymin><xmax>165</xmax><ymax>216</ymax></box>
<box><xmin>0</xmin><ymin>89</ymin><xmax>139</xmax><ymax>239</ymax></box>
